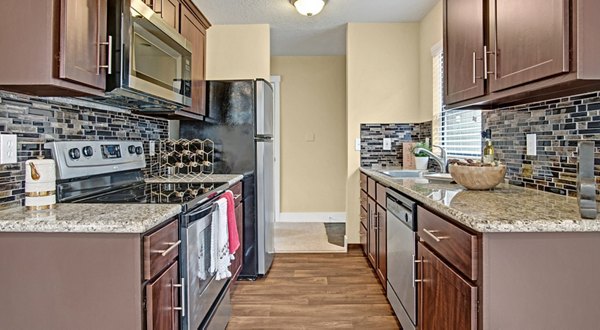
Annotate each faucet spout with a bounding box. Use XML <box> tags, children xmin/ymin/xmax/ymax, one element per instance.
<box><xmin>414</xmin><ymin>144</ymin><xmax>448</xmax><ymax>173</ymax></box>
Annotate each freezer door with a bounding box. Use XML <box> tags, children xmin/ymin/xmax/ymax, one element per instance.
<box><xmin>255</xmin><ymin>80</ymin><xmax>274</xmax><ymax>137</ymax></box>
<box><xmin>256</xmin><ymin>139</ymin><xmax>274</xmax><ymax>275</ymax></box>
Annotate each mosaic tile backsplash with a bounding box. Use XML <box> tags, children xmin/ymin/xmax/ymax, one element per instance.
<box><xmin>484</xmin><ymin>91</ymin><xmax>600</xmax><ymax>200</ymax></box>
<box><xmin>360</xmin><ymin>121</ymin><xmax>432</xmax><ymax>167</ymax></box>
<box><xmin>0</xmin><ymin>90</ymin><xmax>169</xmax><ymax>210</ymax></box>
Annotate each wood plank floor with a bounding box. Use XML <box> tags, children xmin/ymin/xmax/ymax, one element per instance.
<box><xmin>227</xmin><ymin>246</ymin><xmax>401</xmax><ymax>329</ymax></box>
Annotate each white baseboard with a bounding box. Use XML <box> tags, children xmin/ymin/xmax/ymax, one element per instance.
<box><xmin>278</xmin><ymin>212</ymin><xmax>347</xmax><ymax>223</ymax></box>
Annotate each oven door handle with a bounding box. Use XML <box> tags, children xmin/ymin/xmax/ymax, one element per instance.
<box><xmin>185</xmin><ymin>203</ymin><xmax>217</xmax><ymax>222</ymax></box>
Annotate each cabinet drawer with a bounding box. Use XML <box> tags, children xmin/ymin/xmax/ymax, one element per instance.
<box><xmin>376</xmin><ymin>183</ymin><xmax>387</xmax><ymax>207</ymax></box>
<box><xmin>367</xmin><ymin>177</ymin><xmax>376</xmax><ymax>199</ymax></box>
<box><xmin>360</xmin><ymin>190</ymin><xmax>368</xmax><ymax>211</ymax></box>
<box><xmin>230</xmin><ymin>181</ymin><xmax>243</xmax><ymax>206</ymax></box>
<box><xmin>417</xmin><ymin>206</ymin><xmax>478</xmax><ymax>281</ymax></box>
<box><xmin>144</xmin><ymin>219</ymin><xmax>180</xmax><ymax>280</ymax></box>
<box><xmin>360</xmin><ymin>172</ymin><xmax>367</xmax><ymax>191</ymax></box>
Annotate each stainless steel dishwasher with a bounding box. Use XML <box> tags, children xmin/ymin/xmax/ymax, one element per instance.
<box><xmin>386</xmin><ymin>188</ymin><xmax>418</xmax><ymax>330</ymax></box>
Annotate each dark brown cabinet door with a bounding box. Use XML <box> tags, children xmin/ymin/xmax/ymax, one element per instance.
<box><xmin>153</xmin><ymin>0</ymin><xmax>179</xmax><ymax>30</ymax></box>
<box><xmin>444</xmin><ymin>0</ymin><xmax>485</xmax><ymax>104</ymax></box>
<box><xmin>231</xmin><ymin>202</ymin><xmax>244</xmax><ymax>280</ymax></box>
<box><xmin>417</xmin><ymin>242</ymin><xmax>477</xmax><ymax>330</ymax></box>
<box><xmin>146</xmin><ymin>261</ymin><xmax>181</xmax><ymax>330</ymax></box>
<box><xmin>367</xmin><ymin>197</ymin><xmax>377</xmax><ymax>268</ymax></box>
<box><xmin>359</xmin><ymin>223</ymin><xmax>367</xmax><ymax>256</ymax></box>
<box><xmin>376</xmin><ymin>205</ymin><xmax>387</xmax><ymax>286</ymax></box>
<box><xmin>488</xmin><ymin>0</ymin><xmax>569</xmax><ymax>92</ymax></box>
<box><xmin>59</xmin><ymin>0</ymin><xmax>107</xmax><ymax>89</ymax></box>
<box><xmin>180</xmin><ymin>5</ymin><xmax>207</xmax><ymax>116</ymax></box>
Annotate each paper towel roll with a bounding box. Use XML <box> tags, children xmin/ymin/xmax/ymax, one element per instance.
<box><xmin>25</xmin><ymin>158</ymin><xmax>56</xmax><ymax>210</ymax></box>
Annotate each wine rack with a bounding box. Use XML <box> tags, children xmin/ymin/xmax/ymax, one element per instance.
<box><xmin>149</xmin><ymin>139</ymin><xmax>214</xmax><ymax>181</ymax></box>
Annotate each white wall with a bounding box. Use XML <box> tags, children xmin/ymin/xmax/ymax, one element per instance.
<box><xmin>271</xmin><ymin>56</ymin><xmax>347</xmax><ymax>214</ymax></box>
<box><xmin>346</xmin><ymin>23</ymin><xmax>421</xmax><ymax>243</ymax></box>
<box><xmin>206</xmin><ymin>24</ymin><xmax>271</xmax><ymax>80</ymax></box>
<box><xmin>419</xmin><ymin>1</ymin><xmax>443</xmax><ymax>122</ymax></box>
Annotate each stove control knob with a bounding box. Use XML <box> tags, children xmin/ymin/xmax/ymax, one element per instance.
<box><xmin>82</xmin><ymin>146</ymin><xmax>93</xmax><ymax>157</ymax></box>
<box><xmin>128</xmin><ymin>145</ymin><xmax>136</xmax><ymax>154</ymax></box>
<box><xmin>135</xmin><ymin>146</ymin><xmax>143</xmax><ymax>155</ymax></box>
<box><xmin>68</xmin><ymin>148</ymin><xmax>81</xmax><ymax>160</ymax></box>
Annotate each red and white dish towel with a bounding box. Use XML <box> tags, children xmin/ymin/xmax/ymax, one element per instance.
<box><xmin>208</xmin><ymin>190</ymin><xmax>240</xmax><ymax>280</ymax></box>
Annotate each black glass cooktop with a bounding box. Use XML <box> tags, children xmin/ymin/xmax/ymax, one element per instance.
<box><xmin>73</xmin><ymin>182</ymin><xmax>226</xmax><ymax>204</ymax></box>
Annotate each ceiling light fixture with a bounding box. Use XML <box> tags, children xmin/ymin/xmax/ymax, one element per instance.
<box><xmin>290</xmin><ymin>0</ymin><xmax>326</xmax><ymax>17</ymax></box>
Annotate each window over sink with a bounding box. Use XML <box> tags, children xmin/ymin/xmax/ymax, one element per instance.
<box><xmin>432</xmin><ymin>44</ymin><xmax>482</xmax><ymax>159</ymax></box>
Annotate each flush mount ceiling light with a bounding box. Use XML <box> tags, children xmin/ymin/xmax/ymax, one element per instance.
<box><xmin>290</xmin><ymin>0</ymin><xmax>327</xmax><ymax>17</ymax></box>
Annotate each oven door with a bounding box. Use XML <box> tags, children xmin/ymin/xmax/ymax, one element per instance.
<box><xmin>182</xmin><ymin>202</ymin><xmax>229</xmax><ymax>330</ymax></box>
<box><xmin>127</xmin><ymin>0</ymin><xmax>192</xmax><ymax>106</ymax></box>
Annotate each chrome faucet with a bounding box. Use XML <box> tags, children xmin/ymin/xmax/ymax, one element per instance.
<box><xmin>414</xmin><ymin>144</ymin><xmax>448</xmax><ymax>173</ymax></box>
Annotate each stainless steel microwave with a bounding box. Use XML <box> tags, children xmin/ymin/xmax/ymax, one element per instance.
<box><xmin>106</xmin><ymin>0</ymin><xmax>192</xmax><ymax>107</ymax></box>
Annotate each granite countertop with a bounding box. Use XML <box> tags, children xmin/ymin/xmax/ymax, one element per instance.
<box><xmin>0</xmin><ymin>174</ymin><xmax>244</xmax><ymax>234</ymax></box>
<box><xmin>145</xmin><ymin>174</ymin><xmax>243</xmax><ymax>185</ymax></box>
<box><xmin>361</xmin><ymin>168</ymin><xmax>600</xmax><ymax>233</ymax></box>
<box><xmin>0</xmin><ymin>204</ymin><xmax>182</xmax><ymax>234</ymax></box>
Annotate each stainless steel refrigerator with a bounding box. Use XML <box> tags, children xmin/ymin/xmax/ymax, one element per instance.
<box><xmin>180</xmin><ymin>79</ymin><xmax>275</xmax><ymax>278</ymax></box>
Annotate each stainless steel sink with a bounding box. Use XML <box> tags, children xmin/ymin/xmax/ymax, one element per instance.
<box><xmin>379</xmin><ymin>169</ymin><xmax>424</xmax><ymax>178</ymax></box>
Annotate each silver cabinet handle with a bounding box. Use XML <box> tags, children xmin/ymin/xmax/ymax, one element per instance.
<box><xmin>173</xmin><ymin>278</ymin><xmax>185</xmax><ymax>317</ymax></box>
<box><xmin>373</xmin><ymin>212</ymin><xmax>379</xmax><ymax>230</ymax></box>
<box><xmin>484</xmin><ymin>45</ymin><xmax>496</xmax><ymax>80</ymax></box>
<box><xmin>98</xmin><ymin>35</ymin><xmax>112</xmax><ymax>75</ymax></box>
<box><xmin>413</xmin><ymin>254</ymin><xmax>423</xmax><ymax>287</ymax></box>
<box><xmin>234</xmin><ymin>194</ymin><xmax>242</xmax><ymax>199</ymax></box>
<box><xmin>472</xmin><ymin>51</ymin><xmax>476</xmax><ymax>84</ymax></box>
<box><xmin>155</xmin><ymin>240</ymin><xmax>181</xmax><ymax>256</ymax></box>
<box><xmin>422</xmin><ymin>228</ymin><xmax>447</xmax><ymax>242</ymax></box>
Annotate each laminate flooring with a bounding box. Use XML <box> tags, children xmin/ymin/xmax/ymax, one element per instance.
<box><xmin>227</xmin><ymin>246</ymin><xmax>401</xmax><ymax>329</ymax></box>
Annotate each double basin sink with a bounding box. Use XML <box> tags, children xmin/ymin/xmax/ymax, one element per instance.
<box><xmin>377</xmin><ymin>169</ymin><xmax>455</xmax><ymax>183</ymax></box>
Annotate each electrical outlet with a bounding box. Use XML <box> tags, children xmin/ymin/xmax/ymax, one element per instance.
<box><xmin>526</xmin><ymin>134</ymin><xmax>537</xmax><ymax>156</ymax></box>
<box><xmin>149</xmin><ymin>140</ymin><xmax>156</xmax><ymax>156</ymax></box>
<box><xmin>383</xmin><ymin>138</ymin><xmax>392</xmax><ymax>150</ymax></box>
<box><xmin>355</xmin><ymin>138</ymin><xmax>361</xmax><ymax>151</ymax></box>
<box><xmin>0</xmin><ymin>134</ymin><xmax>17</xmax><ymax>164</ymax></box>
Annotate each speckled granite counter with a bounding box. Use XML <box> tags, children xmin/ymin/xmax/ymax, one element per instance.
<box><xmin>145</xmin><ymin>174</ymin><xmax>243</xmax><ymax>185</ymax></box>
<box><xmin>361</xmin><ymin>168</ymin><xmax>600</xmax><ymax>233</ymax></box>
<box><xmin>0</xmin><ymin>204</ymin><xmax>182</xmax><ymax>233</ymax></box>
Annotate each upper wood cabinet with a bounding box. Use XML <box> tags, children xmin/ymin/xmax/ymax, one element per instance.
<box><xmin>445</xmin><ymin>0</ymin><xmax>600</xmax><ymax>109</ymax></box>
<box><xmin>180</xmin><ymin>3</ymin><xmax>208</xmax><ymax>116</ymax></box>
<box><xmin>444</xmin><ymin>0</ymin><xmax>485</xmax><ymax>104</ymax></box>
<box><xmin>151</xmin><ymin>0</ymin><xmax>180</xmax><ymax>30</ymax></box>
<box><xmin>489</xmin><ymin>0</ymin><xmax>569</xmax><ymax>92</ymax></box>
<box><xmin>0</xmin><ymin>0</ymin><xmax>108</xmax><ymax>96</ymax></box>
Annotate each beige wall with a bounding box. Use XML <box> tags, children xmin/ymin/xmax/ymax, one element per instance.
<box><xmin>419</xmin><ymin>1</ymin><xmax>443</xmax><ymax>122</ymax></box>
<box><xmin>206</xmin><ymin>24</ymin><xmax>270</xmax><ymax>80</ymax></box>
<box><xmin>346</xmin><ymin>23</ymin><xmax>420</xmax><ymax>242</ymax></box>
<box><xmin>272</xmin><ymin>56</ymin><xmax>347</xmax><ymax>213</ymax></box>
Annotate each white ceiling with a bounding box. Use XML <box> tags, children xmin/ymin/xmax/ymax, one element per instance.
<box><xmin>192</xmin><ymin>0</ymin><xmax>439</xmax><ymax>56</ymax></box>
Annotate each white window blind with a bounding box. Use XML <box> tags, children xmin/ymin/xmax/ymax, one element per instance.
<box><xmin>431</xmin><ymin>45</ymin><xmax>482</xmax><ymax>159</ymax></box>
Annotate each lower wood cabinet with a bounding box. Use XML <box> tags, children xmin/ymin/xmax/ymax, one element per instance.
<box><xmin>417</xmin><ymin>241</ymin><xmax>477</xmax><ymax>330</ymax></box>
<box><xmin>146</xmin><ymin>261</ymin><xmax>181</xmax><ymax>330</ymax></box>
<box><xmin>231</xmin><ymin>201</ymin><xmax>244</xmax><ymax>280</ymax></box>
<box><xmin>362</xmin><ymin>174</ymin><xmax>387</xmax><ymax>290</ymax></box>
<box><xmin>375</xmin><ymin>204</ymin><xmax>386</xmax><ymax>286</ymax></box>
<box><xmin>359</xmin><ymin>222</ymin><xmax>367</xmax><ymax>256</ymax></box>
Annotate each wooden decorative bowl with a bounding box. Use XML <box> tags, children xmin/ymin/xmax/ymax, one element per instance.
<box><xmin>448</xmin><ymin>164</ymin><xmax>507</xmax><ymax>190</ymax></box>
